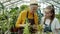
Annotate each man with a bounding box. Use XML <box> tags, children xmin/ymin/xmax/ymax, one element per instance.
<box><xmin>15</xmin><ymin>3</ymin><xmax>39</xmax><ymax>34</ymax></box>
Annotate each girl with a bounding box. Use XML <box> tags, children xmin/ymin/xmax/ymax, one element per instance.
<box><xmin>41</xmin><ymin>5</ymin><xmax>60</xmax><ymax>34</ymax></box>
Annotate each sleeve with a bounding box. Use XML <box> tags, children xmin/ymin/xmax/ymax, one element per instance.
<box><xmin>15</xmin><ymin>11</ymin><xmax>23</xmax><ymax>28</ymax></box>
<box><xmin>55</xmin><ymin>18</ymin><xmax>60</xmax><ymax>29</ymax></box>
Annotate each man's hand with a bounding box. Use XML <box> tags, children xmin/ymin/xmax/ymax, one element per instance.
<box><xmin>19</xmin><ymin>23</ymin><xmax>31</xmax><ymax>27</ymax></box>
<box><xmin>19</xmin><ymin>24</ymin><xmax>26</xmax><ymax>27</ymax></box>
<box><xmin>31</xmin><ymin>25</ymin><xmax>38</xmax><ymax>30</ymax></box>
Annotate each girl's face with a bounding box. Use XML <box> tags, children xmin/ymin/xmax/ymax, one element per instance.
<box><xmin>44</xmin><ymin>9</ymin><xmax>53</xmax><ymax>18</ymax></box>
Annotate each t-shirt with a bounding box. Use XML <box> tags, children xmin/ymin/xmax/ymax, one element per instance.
<box><xmin>45</xmin><ymin>19</ymin><xmax>51</xmax><ymax>26</ymax></box>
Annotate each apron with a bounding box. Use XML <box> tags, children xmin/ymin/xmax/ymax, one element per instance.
<box><xmin>44</xmin><ymin>22</ymin><xmax>52</xmax><ymax>32</ymax></box>
<box><xmin>27</xmin><ymin>12</ymin><xmax>37</xmax><ymax>34</ymax></box>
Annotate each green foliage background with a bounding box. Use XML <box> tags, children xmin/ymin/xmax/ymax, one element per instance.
<box><xmin>0</xmin><ymin>4</ymin><xmax>28</xmax><ymax>33</ymax></box>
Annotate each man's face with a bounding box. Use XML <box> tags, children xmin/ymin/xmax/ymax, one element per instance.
<box><xmin>30</xmin><ymin>5</ymin><xmax>38</xmax><ymax>13</ymax></box>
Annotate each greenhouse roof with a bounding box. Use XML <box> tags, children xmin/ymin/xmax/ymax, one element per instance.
<box><xmin>0</xmin><ymin>0</ymin><xmax>60</xmax><ymax>8</ymax></box>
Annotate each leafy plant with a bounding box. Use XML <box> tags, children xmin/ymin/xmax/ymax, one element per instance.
<box><xmin>0</xmin><ymin>6</ymin><xmax>19</xmax><ymax>33</ymax></box>
<box><xmin>55</xmin><ymin>14</ymin><xmax>60</xmax><ymax>22</ymax></box>
<box><xmin>37</xmin><ymin>24</ymin><xmax>43</xmax><ymax>34</ymax></box>
<box><xmin>23</xmin><ymin>18</ymin><xmax>31</xmax><ymax>34</ymax></box>
<box><xmin>20</xmin><ymin>5</ymin><xmax>28</xmax><ymax>12</ymax></box>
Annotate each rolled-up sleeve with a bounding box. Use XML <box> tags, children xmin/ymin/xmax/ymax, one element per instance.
<box><xmin>15</xmin><ymin>10</ymin><xmax>27</xmax><ymax>28</ymax></box>
<box><xmin>15</xmin><ymin>12</ymin><xmax>22</xmax><ymax>28</ymax></box>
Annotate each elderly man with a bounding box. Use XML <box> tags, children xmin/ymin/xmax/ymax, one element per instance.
<box><xmin>15</xmin><ymin>3</ymin><xmax>39</xmax><ymax>34</ymax></box>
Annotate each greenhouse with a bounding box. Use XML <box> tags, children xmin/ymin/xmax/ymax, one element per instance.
<box><xmin>0</xmin><ymin>0</ymin><xmax>60</xmax><ymax>34</ymax></box>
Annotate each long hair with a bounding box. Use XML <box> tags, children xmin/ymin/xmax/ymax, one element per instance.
<box><xmin>44</xmin><ymin>5</ymin><xmax>55</xmax><ymax>24</ymax></box>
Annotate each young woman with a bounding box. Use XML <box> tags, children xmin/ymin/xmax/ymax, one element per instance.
<box><xmin>41</xmin><ymin>5</ymin><xmax>60</xmax><ymax>34</ymax></box>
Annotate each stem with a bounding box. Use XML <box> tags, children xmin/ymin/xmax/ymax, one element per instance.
<box><xmin>40</xmin><ymin>31</ymin><xmax>42</xmax><ymax>34</ymax></box>
<box><xmin>46</xmin><ymin>32</ymin><xmax>50</xmax><ymax>34</ymax></box>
